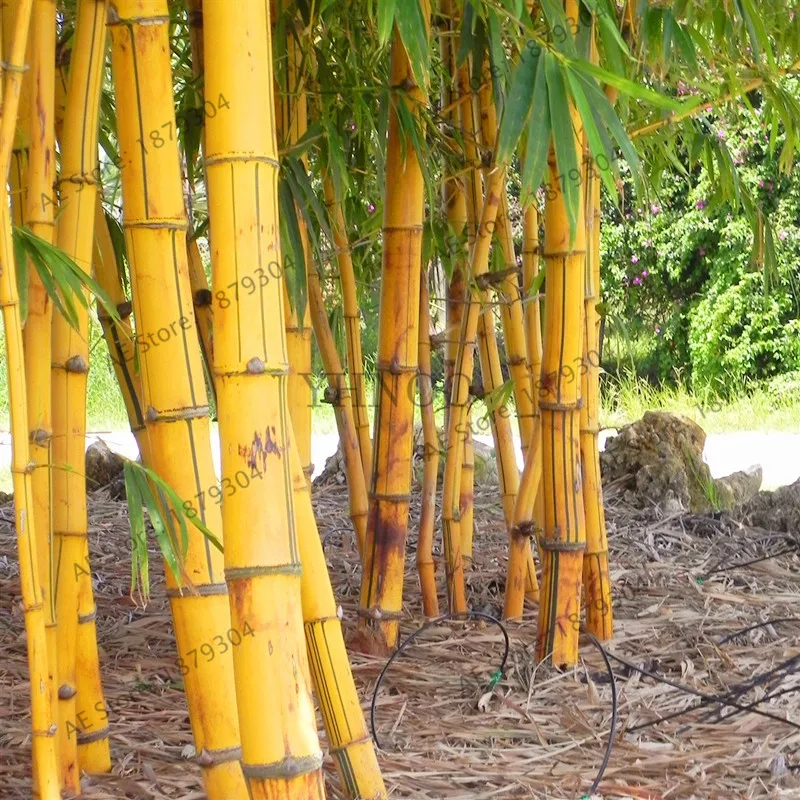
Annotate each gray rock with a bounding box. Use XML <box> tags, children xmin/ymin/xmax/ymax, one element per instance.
<box><xmin>85</xmin><ymin>439</ymin><xmax>125</xmax><ymax>491</ymax></box>
<box><xmin>600</xmin><ymin>411</ymin><xmax>759</xmax><ymax>513</ymax></box>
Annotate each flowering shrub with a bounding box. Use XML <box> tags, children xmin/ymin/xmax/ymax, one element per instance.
<box><xmin>600</xmin><ymin>101</ymin><xmax>800</xmax><ymax>393</ymax></box>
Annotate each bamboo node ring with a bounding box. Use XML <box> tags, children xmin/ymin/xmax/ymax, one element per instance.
<box><xmin>65</xmin><ymin>355</ymin><xmax>88</xmax><ymax>374</ymax></box>
<box><xmin>29</xmin><ymin>428</ymin><xmax>50</xmax><ymax>447</ymax></box>
<box><xmin>196</xmin><ymin>745</ymin><xmax>242</xmax><ymax>767</ymax></box>
<box><xmin>242</xmin><ymin>753</ymin><xmax>324</xmax><ymax>780</ymax></box>
<box><xmin>0</xmin><ymin>60</ymin><xmax>28</xmax><ymax>73</ymax></box>
<box><xmin>58</xmin><ymin>683</ymin><xmax>76</xmax><ymax>700</ymax></box>
<box><xmin>246</xmin><ymin>357</ymin><xmax>266</xmax><ymax>374</ymax></box>
<box><xmin>77</xmin><ymin>726</ymin><xmax>110</xmax><ymax>744</ymax></box>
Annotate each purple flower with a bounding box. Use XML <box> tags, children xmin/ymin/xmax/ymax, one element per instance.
<box><xmin>368</xmin><ymin>203</ymin><xmax>375</xmax><ymax>213</ymax></box>
<box><xmin>717</xmin><ymin>129</ymin><xmax>726</xmax><ymax>140</ymax></box>
<box><xmin>695</xmin><ymin>199</ymin><xmax>706</xmax><ymax>210</ymax></box>
<box><xmin>631</xmin><ymin>255</ymin><xmax>639</xmax><ymax>264</ymax></box>
<box><xmin>632</xmin><ymin>276</ymin><xmax>642</xmax><ymax>286</ymax></box>
<box><xmin>758</xmin><ymin>180</ymin><xmax>765</xmax><ymax>188</ymax></box>
<box><xmin>655</xmin><ymin>326</ymin><xmax>661</xmax><ymax>334</ymax></box>
<box><xmin>677</xmin><ymin>81</ymin><xmax>688</xmax><ymax>96</ymax></box>
<box><xmin>779</xmin><ymin>231</ymin><xmax>788</xmax><ymax>242</ymax></box>
<box><xmin>650</xmin><ymin>203</ymin><xmax>661</xmax><ymax>215</ymax></box>
<box><xmin>641</xmin><ymin>270</ymin><xmax>649</xmax><ymax>278</ymax></box>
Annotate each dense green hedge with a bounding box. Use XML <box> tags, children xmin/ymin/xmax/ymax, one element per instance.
<box><xmin>600</xmin><ymin>104</ymin><xmax>800</xmax><ymax>394</ymax></box>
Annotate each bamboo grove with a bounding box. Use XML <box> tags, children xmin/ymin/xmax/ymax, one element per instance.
<box><xmin>1</xmin><ymin>0</ymin><xmax>799</xmax><ymax>796</ymax></box>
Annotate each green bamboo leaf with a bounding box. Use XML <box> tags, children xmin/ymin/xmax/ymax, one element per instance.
<box><xmin>570</xmin><ymin>58</ymin><xmax>690</xmax><ymax>111</ymax></box>
<box><xmin>124</xmin><ymin>462</ymin><xmax>150</xmax><ymax>599</ymax></box>
<box><xmin>496</xmin><ymin>47</ymin><xmax>540</xmax><ymax>165</ymax></box>
<box><xmin>377</xmin><ymin>0</ymin><xmax>396</xmax><ymax>46</ymax></box>
<box><xmin>134</xmin><ymin>460</ymin><xmax>223</xmax><ymax>553</ymax></box>
<box><xmin>14</xmin><ymin>228</ymin><xmax>28</xmax><ymax>324</ymax></box>
<box><xmin>278</xmin><ymin>177</ymin><xmax>307</xmax><ymax>319</ymax></box>
<box><xmin>133</xmin><ymin>468</ymin><xmax>182</xmax><ymax>583</ymax></box>
<box><xmin>566</xmin><ymin>69</ymin><xmax>617</xmax><ymax>200</ymax></box>
<box><xmin>526</xmin><ymin>262</ymin><xmax>546</xmax><ymax>297</ymax></box>
<box><xmin>286</xmin><ymin>156</ymin><xmax>333</xmax><ymax>245</ymax></box>
<box><xmin>521</xmin><ymin>55</ymin><xmax>550</xmax><ymax>203</ymax></box>
<box><xmin>394</xmin><ymin>0</ymin><xmax>429</xmax><ymax>88</ymax></box>
<box><xmin>670</xmin><ymin>19</ymin><xmax>698</xmax><ymax>72</ymax></box>
<box><xmin>539</xmin><ymin>0</ymin><xmax>577</xmax><ymax>58</ymax></box>
<box><xmin>573</xmin><ymin>71</ymin><xmax>642</xmax><ymax>183</ymax></box>
<box><xmin>15</xmin><ymin>225</ymin><xmax>120</xmax><ymax>325</ymax></box>
<box><xmin>545</xmin><ymin>54</ymin><xmax>580</xmax><ymax>239</ymax></box>
<box><xmin>456</xmin><ymin>0</ymin><xmax>476</xmax><ymax>67</ymax></box>
<box><xmin>486</xmin><ymin>10</ymin><xmax>507</xmax><ymax>114</ymax></box>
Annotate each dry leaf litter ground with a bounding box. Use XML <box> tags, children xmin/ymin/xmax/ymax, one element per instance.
<box><xmin>2</xmin><ymin>481</ymin><xmax>800</xmax><ymax>799</ymax></box>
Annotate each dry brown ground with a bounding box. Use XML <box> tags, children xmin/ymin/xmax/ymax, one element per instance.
<box><xmin>2</xmin><ymin>481</ymin><xmax>800</xmax><ymax>799</ymax></box>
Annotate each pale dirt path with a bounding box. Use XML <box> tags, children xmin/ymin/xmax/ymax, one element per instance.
<box><xmin>0</xmin><ymin>427</ymin><xmax>796</xmax><ymax>491</ymax></box>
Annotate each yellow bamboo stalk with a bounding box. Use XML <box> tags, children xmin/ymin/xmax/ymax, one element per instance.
<box><xmin>441</xmin><ymin>166</ymin><xmax>505</xmax><ymax>614</ymax></box>
<box><xmin>459</xmin><ymin>424</ymin><xmax>474</xmax><ymax>566</ymax></box>
<box><xmin>521</xmin><ymin>205</ymin><xmax>546</xmax><ymax>537</ymax></box>
<box><xmin>280</xmin><ymin>25</ymin><xmax>314</xmax><ymax>484</ymax></box>
<box><xmin>580</xmin><ymin>149</ymin><xmax>612</xmax><ymax>640</ymax></box>
<box><xmin>183</xmin><ymin>0</ymin><xmax>215</xmax><ymax>385</ymax></box>
<box><xmin>417</xmin><ymin>273</ymin><xmax>439</xmax><ymax>617</ymax></box>
<box><xmin>323</xmin><ymin>176</ymin><xmax>372</xmax><ymax>483</ymax></box>
<box><xmin>580</xmin><ymin>33</ymin><xmax>613</xmax><ymax>640</ymax></box>
<box><xmin>108</xmin><ymin>3</ymin><xmax>247</xmax><ymax>797</ymax></box>
<box><xmin>22</xmin><ymin>0</ymin><xmax>59</xmax><ymax>752</ymax></box>
<box><xmin>503</xmin><ymin>415</ymin><xmax>542</xmax><ymax>619</ymax></box>
<box><xmin>438</xmin><ymin>7</ymin><xmax>475</xmax><ymax>574</ymax></box>
<box><xmin>359</xmin><ymin>20</ymin><xmax>429</xmax><ymax>650</ymax></box>
<box><xmin>476</xmin><ymin>87</ymin><xmax>535</xmax><ymax>461</ymax></box>
<box><xmin>0</xmin><ymin>4</ymin><xmax>60</xmax><ymax>796</ymax></box>
<box><xmin>186</xmin><ymin>235</ymin><xmax>215</xmax><ymax>380</ymax></box>
<box><xmin>203</xmin><ymin>0</ymin><xmax>325</xmax><ymax>794</ymax></box>
<box><xmin>307</xmin><ymin>226</ymin><xmax>369</xmax><ymax>557</ymax></box>
<box><xmin>288</xmin><ymin>435</ymin><xmax>387</xmax><ymax>798</ymax></box>
<box><xmin>476</xmin><ymin>75</ymin><xmax>538</xmax><ymax>598</ymax></box>
<box><xmin>2</xmin><ymin>0</ymin><xmax>31</xmax><ymax>226</ymax></box>
<box><xmin>50</xmin><ymin>0</ymin><xmax>110</xmax><ymax>785</ymax></box>
<box><xmin>451</xmin><ymin>60</ymin><xmax>481</xmax><ymax>573</ymax></box>
<box><xmin>92</xmin><ymin>199</ymin><xmax>149</xmax><ymax>460</ymax></box>
<box><xmin>535</xmin><ymin>0</ymin><xmax>587</xmax><ymax>667</ymax></box>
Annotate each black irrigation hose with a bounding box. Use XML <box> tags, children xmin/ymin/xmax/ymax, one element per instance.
<box><xmin>703</xmin><ymin>545</ymin><xmax>800</xmax><ymax>579</ymax></box>
<box><xmin>607</xmin><ymin>648</ymin><xmax>800</xmax><ymax>734</ymax></box>
<box><xmin>626</xmin><ymin>618</ymin><xmax>800</xmax><ymax>732</ymax></box>
<box><xmin>718</xmin><ymin>617</ymin><xmax>800</xmax><ymax>645</ymax></box>
<box><xmin>369</xmin><ymin>611</ymin><xmax>509</xmax><ymax>752</ymax></box>
<box><xmin>582</xmin><ymin>633</ymin><xmax>618</xmax><ymax>799</ymax></box>
<box><xmin>320</xmin><ymin>526</ymin><xmax>355</xmax><ymax>551</ymax></box>
<box><xmin>369</xmin><ymin>615</ymin><xmax>617</xmax><ymax>800</ymax></box>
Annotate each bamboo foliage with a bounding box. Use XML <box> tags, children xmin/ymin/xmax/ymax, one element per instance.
<box><xmin>107</xmin><ymin>3</ymin><xmax>247</xmax><ymax>797</ymax></box>
<box><xmin>50</xmin><ymin>0</ymin><xmax>110</xmax><ymax>784</ymax></box>
<box><xmin>202</xmin><ymin>0</ymin><xmax>325</xmax><ymax>795</ymax></box>
<box><xmin>0</xmin><ymin>4</ymin><xmax>61</xmax><ymax>796</ymax></box>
